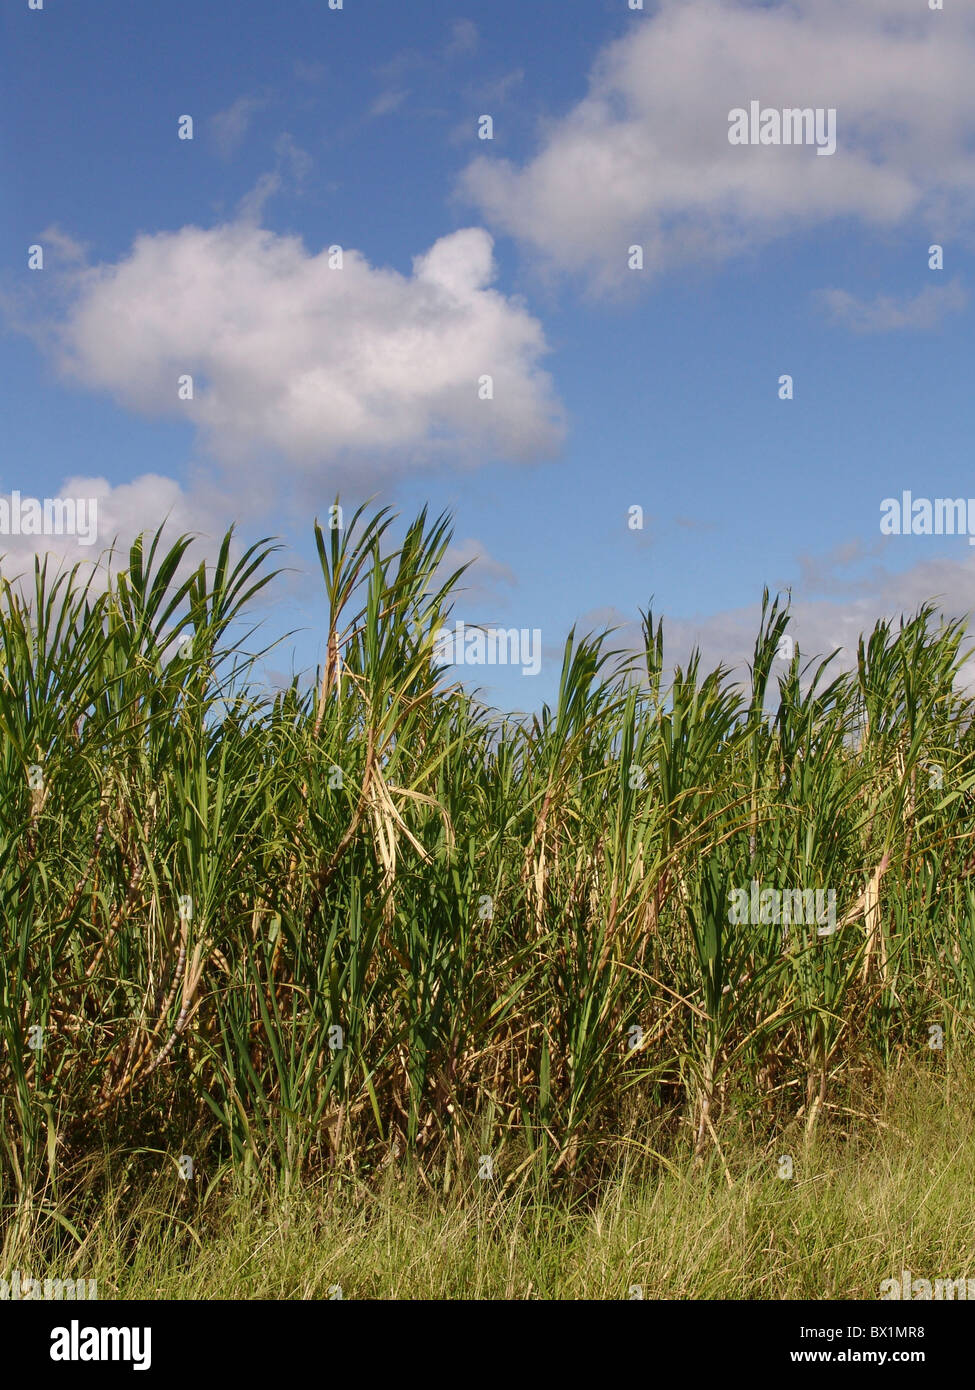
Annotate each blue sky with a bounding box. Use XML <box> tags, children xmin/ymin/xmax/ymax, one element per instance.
<box><xmin>3</xmin><ymin>0</ymin><xmax>975</xmax><ymax>707</ymax></box>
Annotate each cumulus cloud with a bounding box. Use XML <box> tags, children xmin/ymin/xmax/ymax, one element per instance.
<box><xmin>459</xmin><ymin>0</ymin><xmax>975</xmax><ymax>290</ymax></box>
<box><xmin>816</xmin><ymin>279</ymin><xmax>968</xmax><ymax>333</ymax></box>
<box><xmin>0</xmin><ymin>474</ymin><xmax>295</xmax><ymax>682</ymax></box>
<box><xmin>0</xmin><ymin>473</ymin><xmax>226</xmax><ymax>590</ymax></box>
<box><xmin>51</xmin><ymin>224</ymin><xmax>565</xmax><ymax>489</ymax></box>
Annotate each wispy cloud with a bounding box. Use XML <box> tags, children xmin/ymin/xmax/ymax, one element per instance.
<box><xmin>210</xmin><ymin>95</ymin><xmax>268</xmax><ymax>158</ymax></box>
<box><xmin>37</xmin><ymin>225</ymin><xmax>89</xmax><ymax>267</ymax></box>
<box><xmin>815</xmin><ymin>280</ymin><xmax>968</xmax><ymax>333</ymax></box>
<box><xmin>579</xmin><ymin>540</ymin><xmax>975</xmax><ymax>693</ymax></box>
<box><xmin>293</xmin><ymin>59</ymin><xmax>326</xmax><ymax>85</ymax></box>
<box><xmin>443</xmin><ymin>19</ymin><xmax>479</xmax><ymax>59</ymax></box>
<box><xmin>368</xmin><ymin>89</ymin><xmax>409</xmax><ymax>119</ymax></box>
<box><xmin>236</xmin><ymin>133</ymin><xmax>312</xmax><ymax>222</ymax></box>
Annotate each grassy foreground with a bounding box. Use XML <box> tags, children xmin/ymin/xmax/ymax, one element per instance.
<box><xmin>5</xmin><ymin>1065</ymin><xmax>974</xmax><ymax>1299</ymax></box>
<box><xmin>3</xmin><ymin>499</ymin><xmax>975</xmax><ymax>1292</ymax></box>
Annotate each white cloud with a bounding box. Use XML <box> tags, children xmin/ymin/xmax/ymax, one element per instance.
<box><xmin>816</xmin><ymin>279</ymin><xmax>968</xmax><ymax>333</ymax></box>
<box><xmin>52</xmin><ymin>223</ymin><xmax>565</xmax><ymax>490</ymax></box>
<box><xmin>0</xmin><ymin>475</ymin><xmax>293</xmax><ymax>678</ymax></box>
<box><xmin>0</xmin><ymin>474</ymin><xmax>222</xmax><ymax>588</ymax></box>
<box><xmin>460</xmin><ymin>0</ymin><xmax>975</xmax><ymax>290</ymax></box>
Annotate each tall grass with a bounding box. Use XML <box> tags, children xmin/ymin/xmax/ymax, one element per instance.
<box><xmin>2</xmin><ymin>501</ymin><xmax>975</xmax><ymax>1247</ymax></box>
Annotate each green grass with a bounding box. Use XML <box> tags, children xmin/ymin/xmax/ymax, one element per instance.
<box><xmin>6</xmin><ymin>1065</ymin><xmax>974</xmax><ymax>1299</ymax></box>
<box><xmin>3</xmin><ymin>497</ymin><xmax>975</xmax><ymax>1275</ymax></box>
